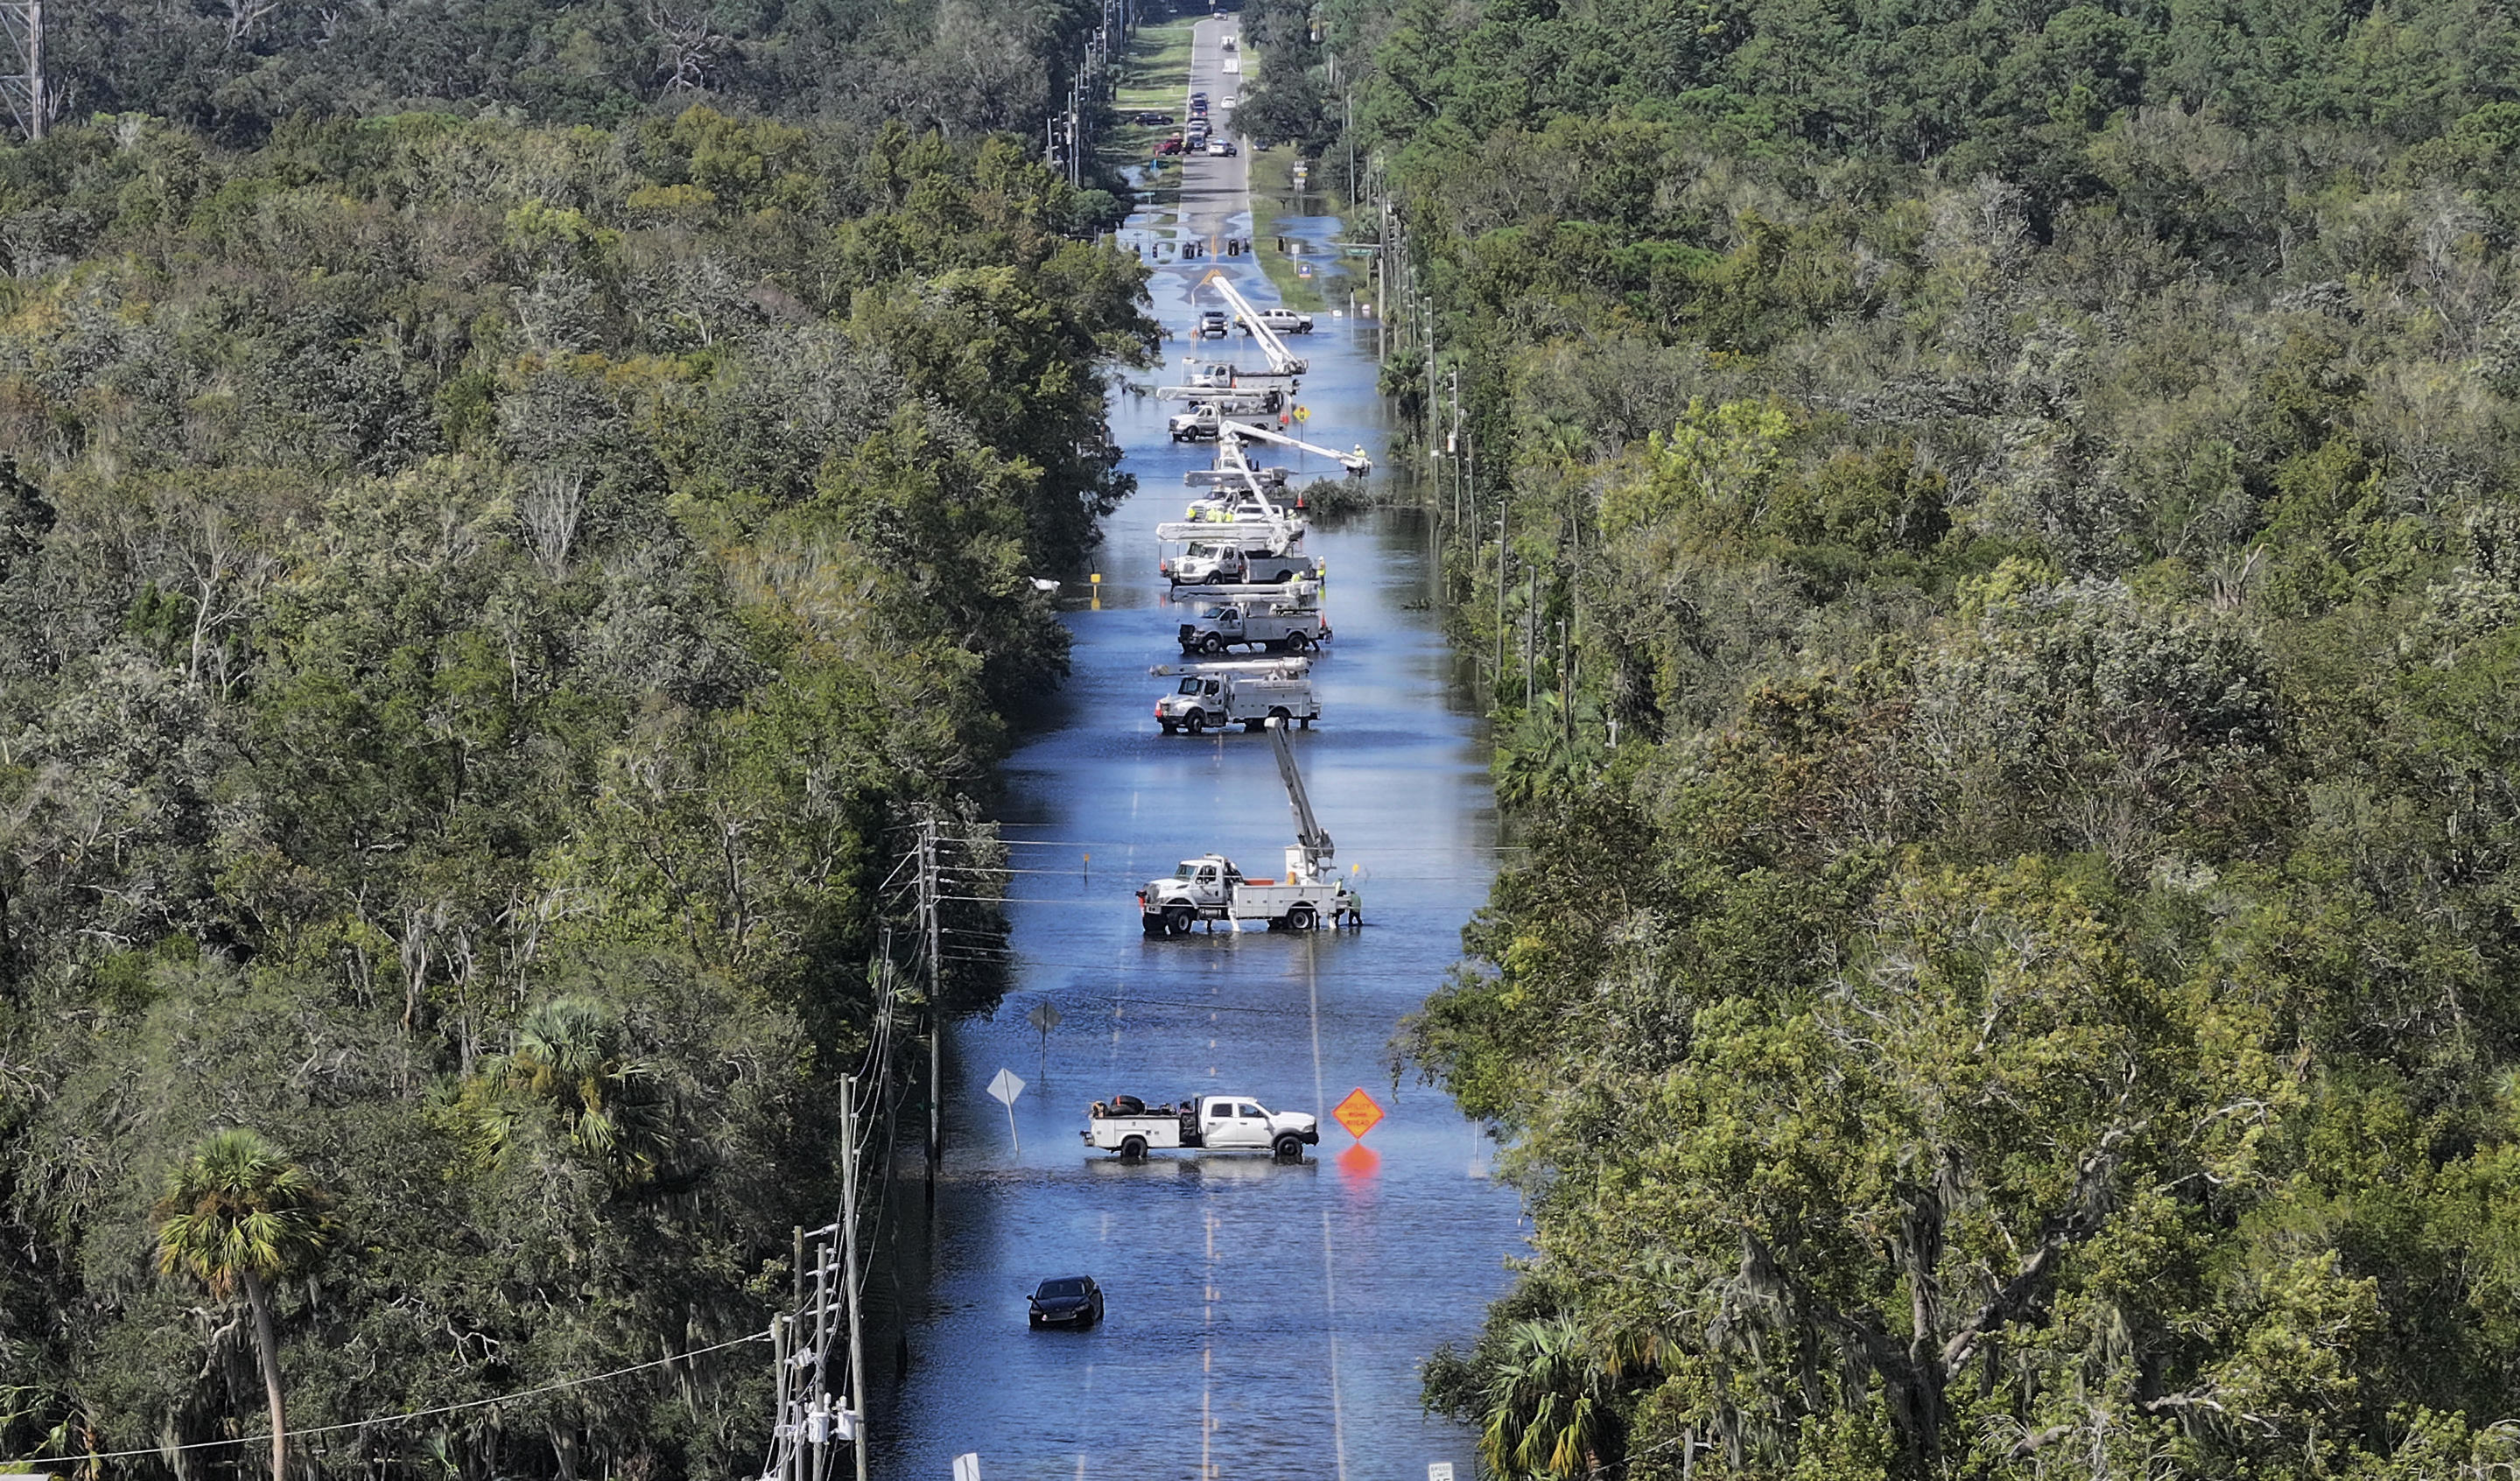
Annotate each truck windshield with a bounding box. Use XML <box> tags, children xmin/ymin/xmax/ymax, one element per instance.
<box><xmin>1176</xmin><ymin>678</ymin><xmax>1203</xmax><ymax>695</ymax></box>
<box><xmin>1173</xmin><ymin>862</ymin><xmax>1202</xmax><ymax>879</ymax></box>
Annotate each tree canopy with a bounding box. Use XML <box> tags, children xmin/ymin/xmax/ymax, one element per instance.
<box><xmin>1239</xmin><ymin>0</ymin><xmax>2520</xmax><ymax>1473</ymax></box>
<box><xmin>0</xmin><ymin>107</ymin><xmax>1152</xmax><ymax>1478</ymax></box>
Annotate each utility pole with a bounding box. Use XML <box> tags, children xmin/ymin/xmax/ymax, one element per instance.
<box><xmin>840</xmin><ymin>1077</ymin><xmax>870</xmax><ymax>1481</ymax></box>
<box><xmin>0</xmin><ymin>0</ymin><xmax>44</xmax><ymax>141</ymax></box>
<box><xmin>921</xmin><ymin>810</ymin><xmax>942</xmax><ymax>1216</ymax></box>
<box><xmin>1525</xmin><ymin>566</ymin><xmax>1538</xmax><ymax>711</ymax></box>
<box><xmin>772</xmin><ymin>1316</ymin><xmax>793</xmax><ymax>1481</ymax></box>
<box><xmin>1495</xmin><ymin>507</ymin><xmax>1509</xmax><ymax>696</ymax></box>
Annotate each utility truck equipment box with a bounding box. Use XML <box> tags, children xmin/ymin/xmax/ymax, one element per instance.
<box><xmin>1082</xmin><ymin>1093</ymin><xmax>1320</xmax><ymax>1160</ymax></box>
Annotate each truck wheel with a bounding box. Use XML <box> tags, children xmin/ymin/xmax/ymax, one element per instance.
<box><xmin>1287</xmin><ymin>634</ymin><xmax>1312</xmax><ymax>653</ymax></box>
<box><xmin>1200</xmin><ymin>634</ymin><xmax>1225</xmax><ymax>654</ymax></box>
<box><xmin>1164</xmin><ymin>906</ymin><xmax>1194</xmax><ymax>936</ymax></box>
<box><xmin>1120</xmin><ymin>1135</ymin><xmax>1148</xmax><ymax>1160</ymax></box>
<box><xmin>1273</xmin><ymin>1134</ymin><xmax>1304</xmax><ymax>1161</ymax></box>
<box><xmin>1268</xmin><ymin>706</ymin><xmax>1292</xmax><ymax>725</ymax></box>
<box><xmin>1184</xmin><ymin>710</ymin><xmax>1207</xmax><ymax>735</ymax></box>
<box><xmin>1286</xmin><ymin>904</ymin><xmax>1316</xmax><ymax>932</ymax></box>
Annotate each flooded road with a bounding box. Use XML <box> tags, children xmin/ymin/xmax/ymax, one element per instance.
<box><xmin>865</xmin><ymin>17</ymin><xmax>1527</xmax><ymax>1481</ymax></box>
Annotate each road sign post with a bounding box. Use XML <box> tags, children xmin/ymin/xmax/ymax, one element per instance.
<box><xmin>987</xmin><ymin>1068</ymin><xmax>1027</xmax><ymax>1155</ymax></box>
<box><xmin>1026</xmin><ymin>1001</ymin><xmax>1063</xmax><ymax>1083</ymax></box>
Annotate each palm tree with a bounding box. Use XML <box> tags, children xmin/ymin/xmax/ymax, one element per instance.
<box><xmin>153</xmin><ymin>1128</ymin><xmax>328</xmax><ymax>1481</ymax></box>
<box><xmin>500</xmin><ymin>995</ymin><xmax>672</xmax><ymax>1183</ymax></box>
<box><xmin>1478</xmin><ymin>1316</ymin><xmax>1635</xmax><ymax>1480</ymax></box>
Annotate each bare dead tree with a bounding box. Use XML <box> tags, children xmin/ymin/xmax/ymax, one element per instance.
<box><xmin>518</xmin><ymin>467</ymin><xmax>588</xmax><ymax>579</ymax></box>
<box><xmin>647</xmin><ymin>0</ymin><xmax>726</xmax><ymax>91</ymax></box>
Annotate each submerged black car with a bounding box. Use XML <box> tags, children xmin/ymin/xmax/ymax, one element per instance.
<box><xmin>1028</xmin><ymin>1275</ymin><xmax>1105</xmax><ymax>1328</ymax></box>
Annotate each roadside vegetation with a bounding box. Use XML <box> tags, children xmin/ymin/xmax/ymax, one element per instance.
<box><xmin>1256</xmin><ymin>0</ymin><xmax>2520</xmax><ymax>1475</ymax></box>
<box><xmin>0</xmin><ymin>96</ymin><xmax>1154</xmax><ymax>1481</ymax></box>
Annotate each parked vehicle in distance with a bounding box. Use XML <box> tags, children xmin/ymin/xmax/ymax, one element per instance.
<box><xmin>1239</xmin><ymin>306</ymin><xmax>1312</xmax><ymax>334</ymax></box>
<box><xmin>1027</xmin><ymin>1276</ymin><xmax>1104</xmax><ymax>1328</ymax></box>
<box><xmin>1134</xmin><ymin>110</ymin><xmax>1174</xmax><ymax>124</ymax></box>
<box><xmin>1084</xmin><ymin>1094</ymin><xmax>1321</xmax><ymax>1159</ymax></box>
<box><xmin>1155</xmin><ymin>137</ymin><xmax>1183</xmax><ymax>157</ymax></box>
<box><xmin>1195</xmin><ymin>310</ymin><xmax>1230</xmax><ymax>339</ymax></box>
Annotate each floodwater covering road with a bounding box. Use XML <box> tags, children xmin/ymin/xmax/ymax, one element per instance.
<box><xmin>866</xmin><ymin>15</ymin><xmax>1527</xmax><ymax>1481</ymax></box>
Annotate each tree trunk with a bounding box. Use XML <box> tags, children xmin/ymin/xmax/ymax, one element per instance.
<box><xmin>240</xmin><ymin>1269</ymin><xmax>288</xmax><ymax>1479</ymax></box>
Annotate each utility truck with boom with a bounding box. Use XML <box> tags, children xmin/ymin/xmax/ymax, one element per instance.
<box><xmin>1138</xmin><ymin>719</ymin><xmax>1358</xmax><ymax>933</ymax></box>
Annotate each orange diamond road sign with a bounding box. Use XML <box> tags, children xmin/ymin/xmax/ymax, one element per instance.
<box><xmin>1332</xmin><ymin>1088</ymin><xmax>1384</xmax><ymax>1140</ymax></box>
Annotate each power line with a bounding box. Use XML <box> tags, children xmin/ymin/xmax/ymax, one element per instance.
<box><xmin>35</xmin><ymin>1331</ymin><xmax>771</xmax><ymax>1463</ymax></box>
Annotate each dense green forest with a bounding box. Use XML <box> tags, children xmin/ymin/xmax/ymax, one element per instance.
<box><xmin>31</xmin><ymin>0</ymin><xmax>1106</xmax><ymax>141</ymax></box>
<box><xmin>0</xmin><ymin>107</ymin><xmax>1153</xmax><ymax>1476</ymax></box>
<box><xmin>1246</xmin><ymin>0</ymin><xmax>2520</xmax><ymax>1476</ymax></box>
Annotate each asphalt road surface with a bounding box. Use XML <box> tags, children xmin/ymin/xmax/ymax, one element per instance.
<box><xmin>863</xmin><ymin>20</ymin><xmax>1525</xmax><ymax>1481</ymax></box>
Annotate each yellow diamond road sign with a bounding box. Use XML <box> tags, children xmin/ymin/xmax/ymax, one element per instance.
<box><xmin>1333</xmin><ymin>1088</ymin><xmax>1384</xmax><ymax>1139</ymax></box>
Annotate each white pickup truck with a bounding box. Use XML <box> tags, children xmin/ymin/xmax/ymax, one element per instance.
<box><xmin>1178</xmin><ymin>600</ymin><xmax>1326</xmax><ymax>655</ymax></box>
<box><xmin>1082</xmin><ymin>1092</ymin><xmax>1321</xmax><ymax>1160</ymax></box>
<box><xmin>1154</xmin><ymin>659</ymin><xmax>1318</xmax><ymax>734</ymax></box>
<box><xmin>1239</xmin><ymin>307</ymin><xmax>1313</xmax><ymax>334</ymax></box>
<box><xmin>1140</xmin><ymin>852</ymin><xmax>1357</xmax><ymax>934</ymax></box>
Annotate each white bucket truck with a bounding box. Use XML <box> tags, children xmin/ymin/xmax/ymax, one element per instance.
<box><xmin>1138</xmin><ymin>719</ymin><xmax>1359</xmax><ymax>934</ymax></box>
<box><xmin>1152</xmin><ymin>658</ymin><xmax>1318</xmax><ymax>735</ymax></box>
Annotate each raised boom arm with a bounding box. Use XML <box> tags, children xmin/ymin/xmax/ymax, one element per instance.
<box><xmin>1202</xmin><ymin>271</ymin><xmax>1309</xmax><ymax>376</ymax></box>
<box><xmin>1267</xmin><ymin>717</ymin><xmax>1333</xmax><ymax>879</ymax></box>
<box><xmin>1223</xmin><ymin>419</ymin><xmax>1372</xmax><ymax>475</ymax></box>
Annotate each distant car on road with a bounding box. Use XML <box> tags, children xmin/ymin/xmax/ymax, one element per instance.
<box><xmin>1134</xmin><ymin>110</ymin><xmax>1174</xmax><ymax>124</ymax></box>
<box><xmin>1028</xmin><ymin>1276</ymin><xmax>1104</xmax><ymax>1328</ymax></box>
<box><xmin>1206</xmin><ymin>138</ymin><xmax>1230</xmax><ymax>157</ymax></box>
<box><xmin>1195</xmin><ymin>310</ymin><xmax>1230</xmax><ymax>339</ymax></box>
<box><xmin>1155</xmin><ymin>137</ymin><xmax>1183</xmax><ymax>156</ymax></box>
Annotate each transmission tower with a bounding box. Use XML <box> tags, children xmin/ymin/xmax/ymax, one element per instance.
<box><xmin>0</xmin><ymin>0</ymin><xmax>46</xmax><ymax>142</ymax></box>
